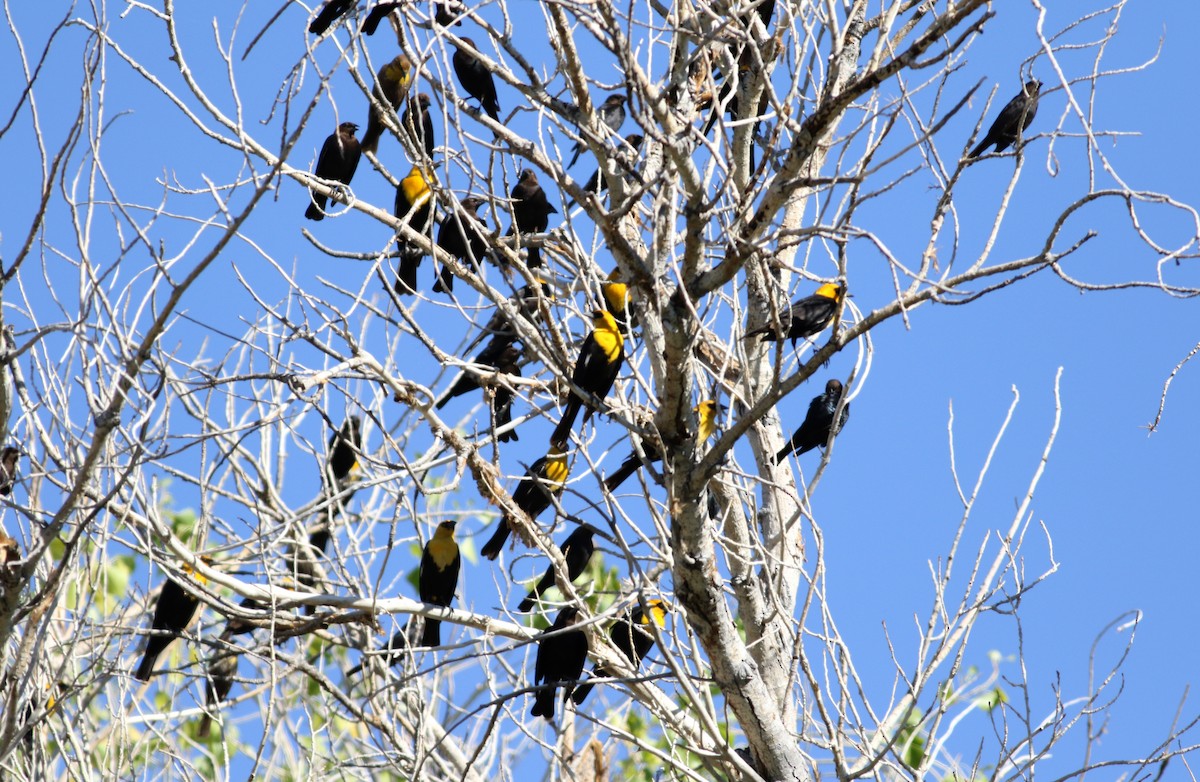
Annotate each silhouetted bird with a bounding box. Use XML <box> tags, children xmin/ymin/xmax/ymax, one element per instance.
<box><xmin>572</xmin><ymin>599</ymin><xmax>668</xmax><ymax>705</ymax></box>
<box><xmin>480</xmin><ymin>444</ymin><xmax>568</xmax><ymax>560</ymax></box>
<box><xmin>453</xmin><ymin>38</ymin><xmax>500</xmax><ymax>122</ymax></box>
<box><xmin>745</xmin><ymin>282</ymin><xmax>846</xmax><ymax>348</ymax></box>
<box><xmin>362</xmin><ymin>2</ymin><xmax>402</xmax><ymax>35</ymax></box>
<box><xmin>572</xmin><ymin>133</ymin><xmax>643</xmax><ymax>207</ymax></box>
<box><xmin>434</xmin><ymin>0</ymin><xmax>465</xmax><ymax>26</ymax></box>
<box><xmin>463</xmin><ymin>281</ymin><xmax>553</xmax><ymax>356</ymax></box>
<box><xmin>530</xmin><ymin>607</ymin><xmax>588</xmax><ymax>721</ymax></box>
<box><xmin>0</xmin><ymin>446</ymin><xmax>19</xmax><ymax>495</ymax></box>
<box><xmin>309</xmin><ymin>0</ymin><xmax>354</xmax><ymax>35</ymax></box>
<box><xmin>305</xmin><ymin>122</ymin><xmax>362</xmax><ymax>221</ymax></box>
<box><xmin>775</xmin><ymin>379</ymin><xmax>850</xmax><ymax>462</ymax></box>
<box><xmin>418</xmin><ymin>521</ymin><xmax>461</xmax><ymax>647</ymax></box>
<box><xmin>436</xmin><ymin>342</ymin><xmax>521</xmax><ymax>410</ymax></box>
<box><xmin>567</xmin><ymin>94</ymin><xmax>628</xmax><ymax>168</ymax></box>
<box><xmin>326</xmin><ymin>415</ymin><xmax>363</xmax><ymax>491</ymax></box>
<box><xmin>401</xmin><ymin>92</ymin><xmax>436</xmax><ymax>159</ymax></box>
<box><xmin>516</xmin><ymin>525</ymin><xmax>596</xmax><ymax>612</ymax></box>
<box><xmin>197</xmin><ymin>632</ymin><xmax>238</xmax><ymax>739</ymax></box>
<box><xmin>505</xmin><ymin>169</ymin><xmax>557</xmax><ymax>268</ymax></box>
<box><xmin>434</xmin><ymin>195</ymin><xmax>489</xmax><ymax>294</ymax></box>
<box><xmin>362</xmin><ymin>55</ymin><xmax>414</xmax><ymax>153</ymax></box>
<box><xmin>394</xmin><ymin>166</ymin><xmax>435</xmax><ymax>294</ymax></box>
<box><xmin>549</xmin><ymin>310</ymin><xmax>624</xmax><ymax>447</ymax></box>
<box><xmin>134</xmin><ymin>566</ymin><xmax>206</xmax><ymax>680</ymax></box>
<box><xmin>969</xmin><ymin>80</ymin><xmax>1042</xmax><ymax>158</ymax></box>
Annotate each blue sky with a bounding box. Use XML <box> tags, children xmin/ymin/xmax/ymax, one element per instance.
<box><xmin>1</xmin><ymin>0</ymin><xmax>1198</xmax><ymax>777</ymax></box>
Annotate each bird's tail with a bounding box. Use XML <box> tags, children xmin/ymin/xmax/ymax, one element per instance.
<box><xmin>516</xmin><ymin>590</ymin><xmax>539</xmax><ymax>613</ymax></box>
<box><xmin>570</xmin><ymin>677</ymin><xmax>595</xmax><ymax>705</ymax></box>
<box><xmin>480</xmin><ymin>515</ymin><xmax>512</xmax><ymax>560</ymax></box>
<box><xmin>603</xmin><ymin>453</ymin><xmax>642</xmax><ymax>492</ymax></box>
<box><xmin>968</xmin><ymin>138</ymin><xmax>989</xmax><ymax>159</ymax></box>
<box><xmin>420</xmin><ymin>618</ymin><xmax>441</xmax><ymax>648</ymax></box>
<box><xmin>530</xmin><ymin>689</ymin><xmax>554</xmax><ymax>720</ymax></box>
<box><xmin>395</xmin><ymin>257</ymin><xmax>420</xmax><ymax>295</ymax></box>
<box><xmin>305</xmin><ymin>197</ymin><xmax>326</xmax><ymax>221</ymax></box>
<box><xmin>433</xmin><ymin>264</ymin><xmax>455</xmax><ymax>294</ymax></box>
<box><xmin>550</xmin><ymin>398</ymin><xmax>582</xmax><ymax>447</ymax></box>
<box><xmin>134</xmin><ymin>651</ymin><xmax>156</xmax><ymax>681</ymax></box>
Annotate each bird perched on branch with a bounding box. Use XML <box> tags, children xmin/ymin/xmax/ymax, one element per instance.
<box><xmin>453</xmin><ymin>38</ymin><xmax>500</xmax><ymax>122</ymax></box>
<box><xmin>361</xmin><ymin>1</ymin><xmax>402</xmax><ymax>35</ymax></box>
<box><xmin>345</xmin><ymin>627</ymin><xmax>410</xmax><ymax>677</ymax></box>
<box><xmin>436</xmin><ymin>343</ymin><xmax>522</xmax><ymax>442</ymax></box>
<box><xmin>418</xmin><ymin>521</ymin><xmax>460</xmax><ymax>647</ymax></box>
<box><xmin>134</xmin><ymin>563</ymin><xmax>207</xmax><ymax>680</ymax></box>
<box><xmin>433</xmin><ymin>195</ymin><xmax>489</xmax><ymax>294</ymax></box>
<box><xmin>305</xmin><ymin>122</ymin><xmax>361</xmax><ymax>221</ymax></box>
<box><xmin>745</xmin><ymin>282</ymin><xmax>845</xmax><ymax>348</ymax></box>
<box><xmin>969</xmin><ymin>80</ymin><xmax>1042</xmax><ymax>158</ymax></box>
<box><xmin>309</xmin><ymin>0</ymin><xmax>354</xmax><ymax>35</ymax></box>
<box><xmin>572</xmin><ymin>133</ymin><xmax>644</xmax><ymax>208</ymax></box>
<box><xmin>567</xmin><ymin>94</ymin><xmax>628</xmax><ymax>168</ymax></box>
<box><xmin>401</xmin><ymin>93</ymin><xmax>436</xmax><ymax>159</ymax></box>
<box><xmin>362</xmin><ymin>54</ymin><xmax>414</xmax><ymax>154</ymax></box>
<box><xmin>481</xmin><ymin>444</ymin><xmax>569</xmax><ymax>560</ymax></box>
<box><xmin>775</xmin><ymin>379</ymin><xmax>850</xmax><ymax>463</ymax></box>
<box><xmin>603</xmin><ymin>400</ymin><xmax>719</xmax><ymax>491</ymax></box>
<box><xmin>310</xmin><ymin>415</ymin><xmax>363</xmax><ymax>554</ymax></box>
<box><xmin>516</xmin><ymin>525</ymin><xmax>596</xmax><ymax>612</ymax></box>
<box><xmin>550</xmin><ymin>310</ymin><xmax>624</xmax><ymax>447</ymax></box>
<box><xmin>197</xmin><ymin>632</ymin><xmax>238</xmax><ymax>739</ymax></box>
<box><xmin>505</xmin><ymin>169</ymin><xmax>557</xmax><ymax>268</ymax></box>
<box><xmin>572</xmin><ymin>599</ymin><xmax>668</xmax><ymax>705</ymax></box>
<box><xmin>394</xmin><ymin>165</ymin><xmax>435</xmax><ymax>294</ymax></box>
<box><xmin>531</xmin><ymin>606</ymin><xmax>588</xmax><ymax>721</ymax></box>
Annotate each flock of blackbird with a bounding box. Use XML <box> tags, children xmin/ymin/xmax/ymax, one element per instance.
<box><xmin>123</xmin><ymin>0</ymin><xmax>1043</xmax><ymax>738</ymax></box>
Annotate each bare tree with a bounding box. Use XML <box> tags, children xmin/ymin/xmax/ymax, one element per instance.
<box><xmin>0</xmin><ymin>0</ymin><xmax>1196</xmax><ymax>780</ymax></box>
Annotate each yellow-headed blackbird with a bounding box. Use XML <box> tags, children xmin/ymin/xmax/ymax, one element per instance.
<box><xmin>394</xmin><ymin>165</ymin><xmax>435</xmax><ymax>294</ymax></box>
<box><xmin>435</xmin><ymin>342</ymin><xmax>521</xmax><ymax>411</ymax></box>
<box><xmin>0</xmin><ymin>445</ymin><xmax>20</xmax><ymax>495</ymax></box>
<box><xmin>453</xmin><ymin>38</ymin><xmax>500</xmax><ymax>122</ymax></box>
<box><xmin>775</xmin><ymin>379</ymin><xmax>849</xmax><ymax>463</ymax></box>
<box><xmin>401</xmin><ymin>92</ymin><xmax>435</xmax><ymax>159</ymax></box>
<box><xmin>305</xmin><ymin>122</ymin><xmax>362</xmax><ymax>221</ymax></box>
<box><xmin>134</xmin><ymin>565</ymin><xmax>207</xmax><ymax>680</ymax></box>
<box><xmin>433</xmin><ymin>195</ymin><xmax>489</xmax><ymax>294</ymax></box>
<box><xmin>362</xmin><ymin>54</ymin><xmax>414</xmax><ymax>154</ymax></box>
<box><xmin>969</xmin><ymin>80</ymin><xmax>1042</xmax><ymax>158</ymax></box>
<box><xmin>481</xmin><ymin>444</ymin><xmax>569</xmax><ymax>560</ymax></box>
<box><xmin>549</xmin><ymin>310</ymin><xmax>624</xmax><ymax>447</ymax></box>
<box><xmin>345</xmin><ymin>626</ymin><xmax>410</xmax><ymax>677</ymax></box>
<box><xmin>572</xmin><ymin>599</ymin><xmax>668</xmax><ymax>705</ymax></box>
<box><xmin>567</xmin><ymin>94</ymin><xmax>628</xmax><ymax>168</ymax></box>
<box><xmin>197</xmin><ymin>632</ymin><xmax>238</xmax><ymax>738</ymax></box>
<box><xmin>505</xmin><ymin>169</ymin><xmax>557</xmax><ymax>268</ymax></box>
<box><xmin>361</xmin><ymin>1</ymin><xmax>402</xmax><ymax>35</ymax></box>
<box><xmin>309</xmin><ymin>0</ymin><xmax>354</xmax><ymax>34</ymax></box>
<box><xmin>530</xmin><ymin>606</ymin><xmax>588</xmax><ymax>721</ymax></box>
<box><xmin>572</xmin><ymin>133</ymin><xmax>644</xmax><ymax>207</ymax></box>
<box><xmin>327</xmin><ymin>415</ymin><xmax>363</xmax><ymax>489</ymax></box>
<box><xmin>603</xmin><ymin>400</ymin><xmax>718</xmax><ymax>491</ymax></box>
<box><xmin>516</xmin><ymin>525</ymin><xmax>596</xmax><ymax>612</ymax></box>
<box><xmin>745</xmin><ymin>282</ymin><xmax>845</xmax><ymax>348</ymax></box>
<box><xmin>418</xmin><ymin>521</ymin><xmax>461</xmax><ymax>647</ymax></box>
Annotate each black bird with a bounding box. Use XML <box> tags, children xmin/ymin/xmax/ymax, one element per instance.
<box><xmin>435</xmin><ymin>342</ymin><xmax>521</xmax><ymax>411</ymax></box>
<box><xmin>567</xmin><ymin>94</ymin><xmax>628</xmax><ymax>168</ymax></box>
<box><xmin>530</xmin><ymin>606</ymin><xmax>588</xmax><ymax>721</ymax></box>
<box><xmin>603</xmin><ymin>400</ymin><xmax>718</xmax><ymax>491</ymax></box>
<box><xmin>434</xmin><ymin>0</ymin><xmax>465</xmax><ymax>26</ymax></box>
<box><xmin>362</xmin><ymin>55</ymin><xmax>414</xmax><ymax>154</ymax></box>
<box><xmin>549</xmin><ymin>310</ymin><xmax>624</xmax><ymax>447</ymax></box>
<box><xmin>480</xmin><ymin>444</ymin><xmax>569</xmax><ymax>560</ymax></box>
<box><xmin>326</xmin><ymin>416</ymin><xmax>363</xmax><ymax>491</ymax></box>
<box><xmin>394</xmin><ymin>166</ymin><xmax>435</xmax><ymax>294</ymax></box>
<box><xmin>775</xmin><ymin>379</ymin><xmax>850</xmax><ymax>463</ymax></box>
<box><xmin>223</xmin><ymin>596</ymin><xmax>268</xmax><ymax>637</ymax></box>
<box><xmin>573</xmin><ymin>133</ymin><xmax>644</xmax><ymax>207</ymax></box>
<box><xmin>197</xmin><ymin>633</ymin><xmax>238</xmax><ymax>739</ymax></box>
<box><xmin>305</xmin><ymin>122</ymin><xmax>362</xmax><ymax>221</ymax></box>
<box><xmin>361</xmin><ymin>1</ymin><xmax>402</xmax><ymax>35</ymax></box>
<box><xmin>134</xmin><ymin>567</ymin><xmax>206</xmax><ymax>680</ymax></box>
<box><xmin>969</xmin><ymin>80</ymin><xmax>1042</xmax><ymax>158</ymax></box>
<box><xmin>345</xmin><ymin>627</ymin><xmax>410</xmax><ymax>677</ymax></box>
<box><xmin>745</xmin><ymin>282</ymin><xmax>846</xmax><ymax>348</ymax></box>
<box><xmin>572</xmin><ymin>599</ymin><xmax>669</xmax><ymax>705</ymax></box>
<box><xmin>433</xmin><ymin>195</ymin><xmax>489</xmax><ymax>294</ymax></box>
<box><xmin>516</xmin><ymin>525</ymin><xmax>597</xmax><ymax>612</ymax></box>
<box><xmin>505</xmin><ymin>169</ymin><xmax>557</xmax><ymax>268</ymax></box>
<box><xmin>464</xmin><ymin>281</ymin><xmax>553</xmax><ymax>356</ymax></box>
<box><xmin>453</xmin><ymin>38</ymin><xmax>500</xmax><ymax>122</ymax></box>
<box><xmin>492</xmin><ymin>358</ymin><xmax>521</xmax><ymax>443</ymax></box>
<box><xmin>401</xmin><ymin>93</ymin><xmax>436</xmax><ymax>159</ymax></box>
<box><xmin>309</xmin><ymin>0</ymin><xmax>354</xmax><ymax>35</ymax></box>
<box><xmin>0</xmin><ymin>445</ymin><xmax>19</xmax><ymax>495</ymax></box>
<box><xmin>418</xmin><ymin>521</ymin><xmax>461</xmax><ymax>647</ymax></box>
